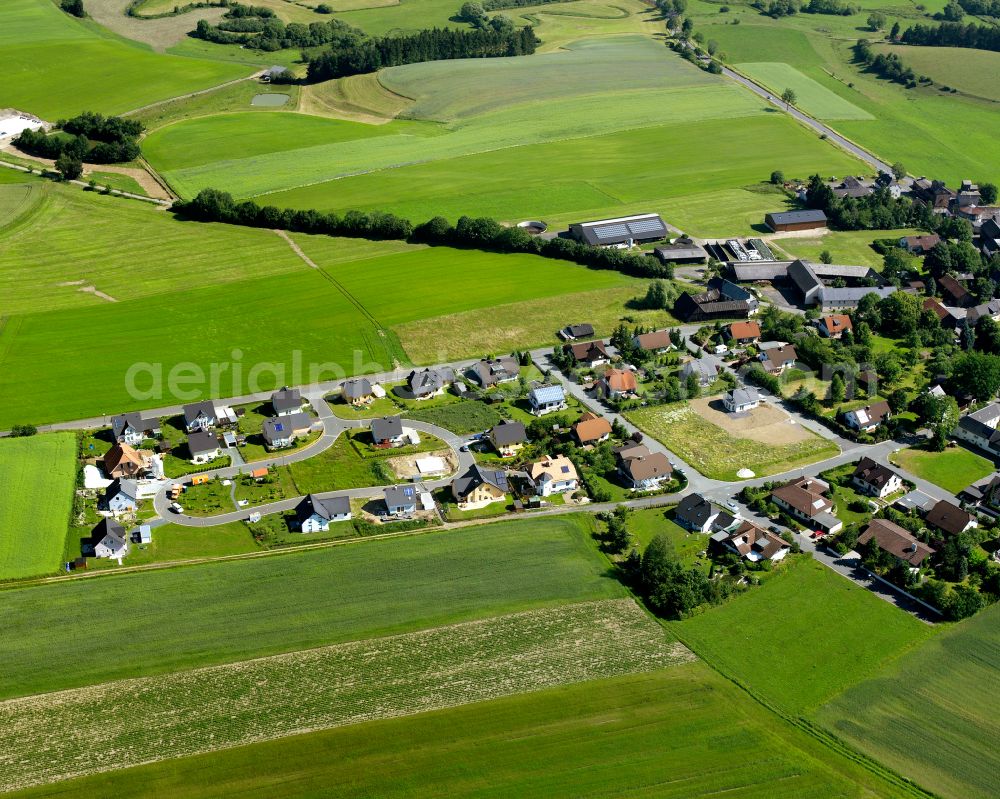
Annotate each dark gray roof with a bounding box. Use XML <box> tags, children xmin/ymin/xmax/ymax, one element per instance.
<box><xmin>88</xmin><ymin>517</ymin><xmax>127</xmax><ymax>547</ymax></box>
<box><xmin>271</xmin><ymin>388</ymin><xmax>302</xmax><ymax>413</ymax></box>
<box><xmin>452</xmin><ymin>464</ymin><xmax>509</xmax><ymax>499</ymax></box>
<box><xmin>262</xmin><ymin>412</ymin><xmax>314</xmax><ymax>444</ymax></box>
<box><xmin>341</xmin><ymin>378</ymin><xmax>373</xmax><ymax>399</ymax></box>
<box><xmin>187</xmin><ymin>430</ymin><xmax>219</xmax><ymax>455</ymax></box>
<box><xmin>766</xmin><ymin>209</ymin><xmax>827</xmax><ymax>226</ymax></box>
<box><xmin>371</xmin><ymin>415</ymin><xmax>403</xmax><ymax>442</ymax></box>
<box><xmin>471</xmin><ymin>357</ymin><xmax>519</xmax><ymax>387</ymax></box>
<box><xmin>103</xmin><ymin>478</ymin><xmax>138</xmax><ymax>501</ymax></box>
<box><xmin>408</xmin><ymin>367</ymin><xmax>455</xmax><ymax>397</ymax></box>
<box><xmin>111</xmin><ymin>412</ymin><xmax>158</xmax><ymax>439</ymax></box>
<box><xmin>296</xmin><ymin>493</ymin><xmax>349</xmax><ymax>522</ymax></box>
<box><xmin>676</xmin><ymin>493</ymin><xmax>716</xmax><ymax>527</ymax></box>
<box><xmin>852</xmin><ymin>457</ymin><xmax>899</xmax><ymax>490</ymax></box>
<box><xmin>565</xmin><ymin>323</ymin><xmax>595</xmax><ymax>338</ymax></box>
<box><xmin>570</xmin><ymin>214</ymin><xmax>668</xmax><ymax>246</ymax></box>
<box><xmin>726</xmin><ymin>387</ymin><xmax>759</xmax><ymax>406</ymax></box>
<box><xmin>653</xmin><ymin>239</ymin><xmax>707</xmax><ymax>262</ymax></box>
<box><xmin>489</xmin><ymin>420</ymin><xmax>527</xmax><ymax>446</ymax></box>
<box><xmin>183</xmin><ymin>401</ymin><xmax>217</xmax><ymax>426</ymax></box>
<box><xmin>384</xmin><ymin>484</ymin><xmax>418</xmax><ymax>508</ymax></box>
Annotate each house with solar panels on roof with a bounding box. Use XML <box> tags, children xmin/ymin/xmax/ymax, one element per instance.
<box><xmin>528</xmin><ymin>383</ymin><xmax>567</xmax><ymax>415</ymax></box>
<box><xmin>569</xmin><ymin>213</ymin><xmax>668</xmax><ymax>248</ymax></box>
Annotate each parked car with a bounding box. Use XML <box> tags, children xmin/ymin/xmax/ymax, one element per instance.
<box><xmin>169</xmin><ymin>502</ymin><xmax>183</xmax><ymax>514</ymax></box>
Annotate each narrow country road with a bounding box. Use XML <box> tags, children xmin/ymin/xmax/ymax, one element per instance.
<box><xmin>721</xmin><ymin>66</ymin><xmax>892</xmax><ymax>175</ymax></box>
<box><xmin>0</xmin><ymin>159</ymin><xmax>169</xmax><ymax>206</ymax></box>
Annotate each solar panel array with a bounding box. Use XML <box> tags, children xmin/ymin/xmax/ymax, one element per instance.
<box><xmin>627</xmin><ymin>218</ymin><xmax>663</xmax><ymax>235</ymax></box>
<box><xmin>594</xmin><ymin>223</ymin><xmax>629</xmax><ymax>240</ymax></box>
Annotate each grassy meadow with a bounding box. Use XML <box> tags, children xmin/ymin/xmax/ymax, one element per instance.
<box><xmin>0</xmin><ymin>516</ymin><xmax>622</xmax><ymax>699</ymax></box>
<box><xmin>890</xmin><ymin>445</ymin><xmax>994</xmax><ymax>494</ymax></box>
<box><xmin>872</xmin><ymin>44</ymin><xmax>1000</xmax><ymax>103</ymax></box>
<box><xmin>818</xmin><ymin>601</ymin><xmax>1000</xmax><ymax>799</ymax></box>
<box><xmin>0</xmin><ymin>434</ymin><xmax>77</xmax><ymax>581</ymax></box>
<box><xmin>1</xmin><ymin>0</ymin><xmax>248</xmax><ymax>120</ymax></box>
<box><xmin>626</xmin><ymin>402</ymin><xmax>839</xmax><ymax>481</ymax></box>
<box><xmin>736</xmin><ymin>62</ymin><xmax>873</xmax><ymax>120</ymax></box>
<box><xmin>6</xmin><ymin>665</ymin><xmax>922</xmax><ymax>799</ymax></box>
<box><xmin>673</xmin><ymin>557</ymin><xmax>937</xmax><ymax>715</ymax></box>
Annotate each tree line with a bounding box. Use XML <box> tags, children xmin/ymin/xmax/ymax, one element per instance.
<box><xmin>751</xmin><ymin>0</ymin><xmax>856</xmax><ymax>18</ymax></box>
<box><xmin>194</xmin><ymin>12</ymin><xmax>363</xmax><ymax>52</ymax></box>
<box><xmin>957</xmin><ymin>0</ymin><xmax>1000</xmax><ymax>16</ymax></box>
<box><xmin>901</xmin><ymin>20</ymin><xmax>1000</xmax><ymax>52</ymax></box>
<box><xmin>14</xmin><ymin>112</ymin><xmax>143</xmax><ymax>165</ymax></box>
<box><xmin>854</xmin><ymin>39</ymin><xmax>917</xmax><ymax>88</ymax></box>
<box><xmin>176</xmin><ymin>188</ymin><xmax>673</xmax><ymax>280</ymax></box>
<box><xmin>306</xmin><ymin>26</ymin><xmax>538</xmax><ymax>80</ymax></box>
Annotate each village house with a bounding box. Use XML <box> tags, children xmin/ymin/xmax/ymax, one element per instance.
<box><xmin>560</xmin><ymin>323</ymin><xmax>595</xmax><ymax>341</ymax></box>
<box><xmin>262</xmin><ymin>412</ymin><xmax>315</xmax><ymax>450</ymax></box>
<box><xmin>567</xmin><ymin>340</ymin><xmax>609</xmax><ymax>368</ymax></box>
<box><xmin>955</xmin><ymin>403</ymin><xmax>1000</xmax><ymax>456</ymax></box>
<box><xmin>103</xmin><ymin>442</ymin><xmax>152</xmax><ymax>480</ymax></box>
<box><xmin>675</xmin><ymin>493</ymin><xmax>721</xmax><ymax>533</ymax></box>
<box><xmin>615</xmin><ymin>442</ymin><xmax>672</xmax><ymax>491</ymax></box>
<box><xmin>851</xmin><ymin>457</ymin><xmax>903</xmax><ymax>499</ymax></box>
<box><xmin>528</xmin><ymin>454</ymin><xmax>579</xmax><ymax>497</ymax></box>
<box><xmin>832</xmin><ymin>176</ymin><xmax>872</xmax><ymax>199</ymax></box>
<box><xmin>899</xmin><ymin>233</ymin><xmax>941</xmax><ymax>255</ymax></box>
<box><xmin>759</xmin><ymin>344</ymin><xmax>797</xmax><ymax>375</ymax></box>
<box><xmin>595</xmin><ymin>368</ymin><xmax>637</xmax><ymax>400</ymax></box>
<box><xmin>925</xmin><ymin>499</ymin><xmax>978</xmax><ymax>537</ymax></box>
<box><xmin>370</xmin><ymin>415</ymin><xmax>405</xmax><ymax>448</ymax></box>
<box><xmin>100</xmin><ymin>478</ymin><xmax>138</xmax><ymax>516</ymax></box>
<box><xmin>110</xmin><ymin>412</ymin><xmax>160</xmax><ymax>446</ymax></box>
<box><xmin>843</xmin><ymin>401</ymin><xmax>891</xmax><ymax>434</ymax></box>
<box><xmin>452</xmin><ymin>464</ymin><xmax>509</xmax><ymax>509</ymax></box>
<box><xmin>681</xmin><ymin>359</ymin><xmax>718</xmax><ymax>386</ymax></box>
<box><xmin>488</xmin><ymin>420</ymin><xmax>527</xmax><ymax>457</ymax></box>
<box><xmin>673</xmin><ymin>284</ymin><xmax>752</xmax><ymax>322</ymax></box>
<box><xmin>471</xmin><ymin>356</ymin><xmax>520</xmax><ymax>388</ymax></box>
<box><xmin>939</xmin><ymin>274</ymin><xmax>973</xmax><ymax>308</ymax></box>
<box><xmin>911</xmin><ymin>178</ymin><xmax>955</xmax><ymax>214</ymax></box>
<box><xmin>527</xmin><ymin>384</ymin><xmax>567</xmax><ymax>415</ymax></box>
<box><xmin>296</xmin><ymin>494</ymin><xmax>351</xmax><ymax>532</ymax></box>
<box><xmin>632</xmin><ymin>329</ymin><xmax>672</xmax><ymax>353</ymax></box>
<box><xmin>723</xmin><ymin>386</ymin><xmax>760</xmax><ymax>414</ymax></box>
<box><xmin>712</xmin><ymin>520</ymin><xmax>790</xmax><ymax>563</ymax></box>
<box><xmin>183</xmin><ymin>400</ymin><xmax>219</xmax><ymax>433</ymax></box>
<box><xmin>384</xmin><ymin>484</ymin><xmax>418</xmax><ymax>515</ymax></box>
<box><xmin>341</xmin><ymin>377</ymin><xmax>374</xmax><ymax>406</ymax></box>
<box><xmin>407</xmin><ymin>367</ymin><xmax>455</xmax><ymax>400</ymax></box>
<box><xmin>980</xmin><ymin>218</ymin><xmax>1000</xmax><ymax>258</ymax></box>
<box><xmin>817</xmin><ymin>314</ymin><xmax>852</xmax><ymax>339</ymax></box>
<box><xmin>724</xmin><ymin>321</ymin><xmax>761</xmax><ymax>345</ymax></box>
<box><xmin>858</xmin><ymin>518</ymin><xmax>934</xmax><ymax>568</ymax></box>
<box><xmin>271</xmin><ymin>387</ymin><xmax>304</xmax><ymax>417</ymax></box>
<box><xmin>187</xmin><ymin>430</ymin><xmax>221</xmax><ymax>464</ymax></box>
<box><xmin>572</xmin><ymin>412</ymin><xmax>612</xmax><ymax>446</ymax></box>
<box><xmin>771</xmin><ymin>476</ymin><xmax>843</xmax><ymax>534</ymax></box>
<box><xmin>87</xmin><ymin>518</ymin><xmax>129</xmax><ymax>560</ymax></box>
<box><xmin>959</xmin><ymin>473</ymin><xmax>1000</xmax><ymax>513</ymax></box>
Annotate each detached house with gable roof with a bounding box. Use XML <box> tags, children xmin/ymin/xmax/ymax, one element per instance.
<box><xmin>595</xmin><ymin>368</ymin><xmax>637</xmax><ymax>400</ymax></box>
<box><xmin>370</xmin><ymin>416</ymin><xmax>405</xmax><ymax>448</ymax></box>
<box><xmin>471</xmin><ymin>357</ymin><xmax>520</xmax><ymax>388</ymax></box>
<box><xmin>615</xmin><ymin>442</ymin><xmax>673</xmax><ymax>491</ymax></box>
<box><xmin>271</xmin><ymin>388</ymin><xmax>304</xmax><ymax>417</ymax></box>
<box><xmin>572</xmin><ymin>412</ymin><xmax>612</xmax><ymax>446</ymax></box>
<box><xmin>567</xmin><ymin>340</ymin><xmax>610</xmax><ymax>368</ymax></box>
<box><xmin>725</xmin><ymin>321</ymin><xmax>761</xmax><ymax>345</ymax></box>
<box><xmin>759</xmin><ymin>345</ymin><xmax>797</xmax><ymax>375</ymax></box>
<box><xmin>859</xmin><ymin>519</ymin><xmax>934</xmax><ymax>569</ymax></box>
<box><xmin>296</xmin><ymin>494</ymin><xmax>351</xmax><ymax>532</ymax></box>
<box><xmin>407</xmin><ymin>367</ymin><xmax>455</xmax><ymax>400</ymax></box>
<box><xmin>771</xmin><ymin>476</ymin><xmax>842</xmax><ymax>534</ymax></box>
<box><xmin>87</xmin><ymin>518</ymin><xmax>130</xmax><ymax>560</ymax></box>
<box><xmin>528</xmin><ymin>384</ymin><xmax>567</xmax><ymax>415</ymax></box>
<box><xmin>262</xmin><ymin>412</ymin><xmax>315</xmax><ymax>450</ymax></box>
<box><xmin>675</xmin><ymin>493</ymin><xmax>721</xmax><ymax>533</ymax></box>
<box><xmin>843</xmin><ymin>401</ymin><xmax>891</xmax><ymax>434</ymax></box>
<box><xmin>925</xmin><ymin>499</ymin><xmax>978</xmax><ymax>537</ymax></box>
<box><xmin>183</xmin><ymin>400</ymin><xmax>218</xmax><ymax>433</ymax></box>
<box><xmin>110</xmin><ymin>412</ymin><xmax>160</xmax><ymax>446</ymax></box>
<box><xmin>712</xmin><ymin>520</ymin><xmax>790</xmax><ymax>563</ymax></box>
<box><xmin>817</xmin><ymin>314</ymin><xmax>852</xmax><ymax>339</ymax></box>
<box><xmin>488</xmin><ymin>420</ymin><xmax>527</xmax><ymax>457</ymax></box>
<box><xmin>723</xmin><ymin>387</ymin><xmax>760</xmax><ymax>414</ymax></box>
<box><xmin>100</xmin><ymin>478</ymin><xmax>139</xmax><ymax>516</ymax></box>
<box><xmin>851</xmin><ymin>457</ymin><xmax>903</xmax><ymax>499</ymax></box>
<box><xmin>955</xmin><ymin>403</ymin><xmax>1000</xmax><ymax>456</ymax></box>
<box><xmin>103</xmin><ymin>442</ymin><xmax>152</xmax><ymax>480</ymax></box>
<box><xmin>452</xmin><ymin>464</ymin><xmax>509</xmax><ymax>509</ymax></box>
<box><xmin>528</xmin><ymin>455</ymin><xmax>579</xmax><ymax>497</ymax></box>
<box><xmin>341</xmin><ymin>377</ymin><xmax>374</xmax><ymax>406</ymax></box>
<box><xmin>384</xmin><ymin>484</ymin><xmax>419</xmax><ymax>515</ymax></box>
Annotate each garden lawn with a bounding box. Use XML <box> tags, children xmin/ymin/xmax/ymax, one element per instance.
<box><xmin>673</xmin><ymin>557</ymin><xmax>937</xmax><ymax>715</ymax></box>
<box><xmin>890</xmin><ymin>445</ymin><xmax>993</xmax><ymax>494</ymax></box>
<box><xmin>625</xmin><ymin>402</ymin><xmax>838</xmax><ymax>481</ymax></box>
<box><xmin>9</xmin><ymin>665</ymin><xmax>922</xmax><ymax>799</ymax></box>
<box><xmin>1</xmin><ymin>0</ymin><xmax>248</xmax><ymax>120</ymax></box>
<box><xmin>628</xmin><ymin>507</ymin><xmax>704</xmax><ymax>566</ymax></box>
<box><xmin>817</xmin><ymin>601</ymin><xmax>1000</xmax><ymax>799</ymax></box>
<box><xmin>0</xmin><ymin>434</ymin><xmax>77</xmax><ymax>580</ymax></box>
<box><xmin>0</xmin><ymin>515</ymin><xmax>621</xmax><ymax>700</ymax></box>
<box><xmin>782</xmin><ymin>229</ymin><xmax>922</xmax><ymax>269</ymax></box>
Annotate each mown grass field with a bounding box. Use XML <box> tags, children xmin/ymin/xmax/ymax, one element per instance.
<box><xmin>818</xmin><ymin>601</ymin><xmax>1000</xmax><ymax>799</ymax></box>
<box><xmin>873</xmin><ymin>44</ymin><xmax>1000</xmax><ymax>102</ymax></box>
<box><xmin>0</xmin><ymin>516</ymin><xmax>621</xmax><ymax>699</ymax></box>
<box><xmin>779</xmin><ymin>229</ymin><xmax>922</xmax><ymax>269</ymax></box>
<box><xmin>626</xmin><ymin>402</ymin><xmax>839</xmax><ymax>481</ymax></box>
<box><xmin>0</xmin><ymin>434</ymin><xmax>76</xmax><ymax>581</ymax></box>
<box><xmin>0</xmin><ymin>599</ymin><xmax>686</xmax><ymax>793</ymax></box>
<box><xmin>736</xmin><ymin>62</ymin><xmax>873</xmax><ymax>121</ymax></box>
<box><xmin>2</xmin><ymin>0</ymin><xmax>248</xmax><ymax>119</ymax></box>
<box><xmin>890</xmin><ymin>445</ymin><xmax>994</xmax><ymax>494</ymax></box>
<box><xmin>8</xmin><ymin>665</ymin><xmax>922</xmax><ymax>799</ymax></box>
<box><xmin>673</xmin><ymin>557</ymin><xmax>936</xmax><ymax>715</ymax></box>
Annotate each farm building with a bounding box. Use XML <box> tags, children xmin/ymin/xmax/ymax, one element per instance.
<box><xmin>939</xmin><ymin>274</ymin><xmax>973</xmax><ymax>308</ymax></box>
<box><xmin>296</xmin><ymin>494</ymin><xmax>351</xmax><ymax>531</ymax></box>
<box><xmin>764</xmin><ymin>209</ymin><xmax>827</xmax><ymax>232</ymax></box>
<box><xmin>652</xmin><ymin>238</ymin><xmax>707</xmax><ymax>264</ymax></box>
<box><xmin>673</xmin><ymin>279</ymin><xmax>755</xmax><ymax>322</ymax></box>
<box><xmin>568</xmin><ymin>213</ymin><xmax>668</xmax><ymax>247</ymax></box>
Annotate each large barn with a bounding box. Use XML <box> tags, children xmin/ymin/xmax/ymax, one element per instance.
<box><xmin>764</xmin><ymin>209</ymin><xmax>827</xmax><ymax>232</ymax></box>
<box><xmin>569</xmin><ymin>213</ymin><xmax>668</xmax><ymax>247</ymax></box>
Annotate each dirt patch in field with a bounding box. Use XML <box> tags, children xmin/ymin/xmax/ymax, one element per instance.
<box><xmin>78</xmin><ymin>286</ymin><xmax>118</xmax><ymax>302</ymax></box>
<box><xmin>386</xmin><ymin>448</ymin><xmax>456</xmax><ymax>480</ymax></box>
<box><xmin>85</xmin><ymin>0</ymin><xmax>226</xmax><ymax>51</ymax></box>
<box><xmin>690</xmin><ymin>396</ymin><xmax>812</xmax><ymax>445</ymax></box>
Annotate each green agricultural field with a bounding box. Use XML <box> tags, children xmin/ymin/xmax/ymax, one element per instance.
<box><xmin>780</xmin><ymin>229</ymin><xmax>922</xmax><ymax>269</ymax></box>
<box><xmin>9</xmin><ymin>665</ymin><xmax>924</xmax><ymax>799</ymax></box>
<box><xmin>818</xmin><ymin>601</ymin><xmax>1000</xmax><ymax>799</ymax></box>
<box><xmin>625</xmin><ymin>402</ymin><xmax>839</xmax><ymax>481</ymax></box>
<box><xmin>0</xmin><ymin>182</ymin><xmax>43</xmax><ymax>229</ymax></box>
<box><xmin>0</xmin><ymin>599</ymin><xmax>686</xmax><ymax>793</ymax></box>
<box><xmin>890</xmin><ymin>445</ymin><xmax>994</xmax><ymax>494</ymax></box>
<box><xmin>736</xmin><ymin>62</ymin><xmax>873</xmax><ymax>120</ymax></box>
<box><xmin>673</xmin><ymin>558</ymin><xmax>936</xmax><ymax>715</ymax></box>
<box><xmin>2</xmin><ymin>0</ymin><xmax>248</xmax><ymax>120</ymax></box>
<box><xmin>0</xmin><ymin>434</ymin><xmax>76</xmax><ymax>581</ymax></box>
<box><xmin>873</xmin><ymin>44</ymin><xmax>1000</xmax><ymax>103</ymax></box>
<box><xmin>0</xmin><ymin>515</ymin><xmax>621</xmax><ymax>699</ymax></box>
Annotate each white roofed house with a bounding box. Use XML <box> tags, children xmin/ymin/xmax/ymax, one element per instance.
<box><xmin>528</xmin><ymin>454</ymin><xmax>579</xmax><ymax>497</ymax></box>
<box><xmin>528</xmin><ymin>384</ymin><xmax>567</xmax><ymax>415</ymax></box>
<box><xmin>296</xmin><ymin>494</ymin><xmax>351</xmax><ymax>532</ymax></box>
<box><xmin>262</xmin><ymin>412</ymin><xmax>316</xmax><ymax>450</ymax></box>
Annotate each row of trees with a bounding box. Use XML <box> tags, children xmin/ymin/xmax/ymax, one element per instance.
<box><xmin>901</xmin><ymin>21</ymin><xmax>1000</xmax><ymax>53</ymax></box>
<box><xmin>854</xmin><ymin>39</ymin><xmax>917</xmax><ymax>88</ymax></box>
<box><xmin>307</xmin><ymin>26</ymin><xmax>537</xmax><ymax>80</ymax></box>
<box><xmin>14</xmin><ymin>113</ymin><xmax>143</xmax><ymax>165</ymax></box>
<box><xmin>176</xmin><ymin>188</ymin><xmax>674</xmax><ymax>279</ymax></box>
<box><xmin>194</xmin><ymin>15</ymin><xmax>363</xmax><ymax>51</ymax></box>
<box><xmin>804</xmin><ymin>173</ymin><xmax>940</xmax><ymax>230</ymax></box>
<box><xmin>957</xmin><ymin>0</ymin><xmax>1000</xmax><ymax>16</ymax></box>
